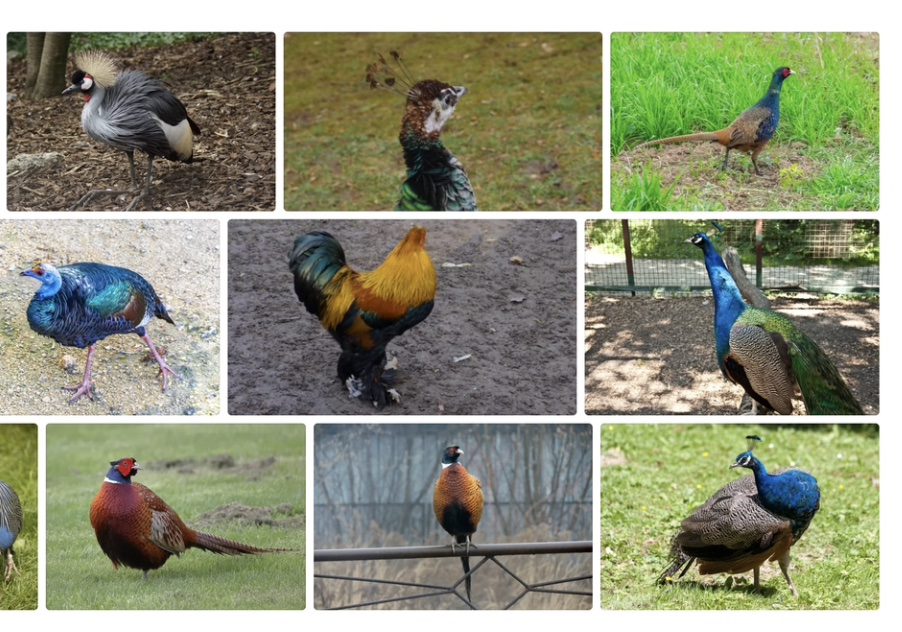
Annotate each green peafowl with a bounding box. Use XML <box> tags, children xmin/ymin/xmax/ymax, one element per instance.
<box><xmin>658</xmin><ymin>436</ymin><xmax>820</xmax><ymax>597</ymax></box>
<box><xmin>690</xmin><ymin>233</ymin><xmax>863</xmax><ymax>415</ymax></box>
<box><xmin>367</xmin><ymin>51</ymin><xmax>478</xmax><ymax>211</ymax></box>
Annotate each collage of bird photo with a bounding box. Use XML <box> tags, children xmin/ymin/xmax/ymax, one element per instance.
<box><xmin>0</xmin><ymin>13</ymin><xmax>889</xmax><ymax>632</ymax></box>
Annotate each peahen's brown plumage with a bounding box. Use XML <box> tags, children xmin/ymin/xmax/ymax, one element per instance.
<box><xmin>90</xmin><ymin>457</ymin><xmax>281</xmax><ymax>578</ymax></box>
<box><xmin>433</xmin><ymin>446</ymin><xmax>484</xmax><ymax>603</ymax></box>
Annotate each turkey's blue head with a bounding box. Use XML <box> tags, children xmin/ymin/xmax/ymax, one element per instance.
<box><xmin>105</xmin><ymin>457</ymin><xmax>140</xmax><ymax>484</ymax></box>
<box><xmin>20</xmin><ymin>262</ymin><xmax>63</xmax><ymax>298</ymax></box>
<box><xmin>441</xmin><ymin>445</ymin><xmax>464</xmax><ymax>468</ymax></box>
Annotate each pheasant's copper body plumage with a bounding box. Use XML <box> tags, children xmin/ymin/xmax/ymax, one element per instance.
<box><xmin>90</xmin><ymin>457</ymin><xmax>277</xmax><ymax>578</ymax></box>
<box><xmin>433</xmin><ymin>446</ymin><xmax>484</xmax><ymax>602</ymax></box>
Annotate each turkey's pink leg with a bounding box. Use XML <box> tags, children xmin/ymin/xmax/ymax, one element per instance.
<box><xmin>65</xmin><ymin>344</ymin><xmax>97</xmax><ymax>403</ymax></box>
<box><xmin>141</xmin><ymin>334</ymin><xmax>176</xmax><ymax>391</ymax></box>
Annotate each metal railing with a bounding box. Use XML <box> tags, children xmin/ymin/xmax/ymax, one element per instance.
<box><xmin>314</xmin><ymin>540</ymin><xmax>593</xmax><ymax>610</ymax></box>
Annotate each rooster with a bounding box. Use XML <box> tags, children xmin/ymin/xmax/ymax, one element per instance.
<box><xmin>288</xmin><ymin>226</ymin><xmax>437</xmax><ymax>408</ymax></box>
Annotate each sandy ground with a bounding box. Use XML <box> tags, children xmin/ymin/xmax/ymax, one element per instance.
<box><xmin>228</xmin><ymin>220</ymin><xmax>577</xmax><ymax>415</ymax></box>
<box><xmin>0</xmin><ymin>220</ymin><xmax>220</xmax><ymax>415</ymax></box>
<box><xmin>585</xmin><ymin>295</ymin><xmax>878</xmax><ymax>415</ymax></box>
<box><xmin>7</xmin><ymin>33</ymin><xmax>275</xmax><ymax>212</ymax></box>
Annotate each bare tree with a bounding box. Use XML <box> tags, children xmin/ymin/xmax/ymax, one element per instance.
<box><xmin>27</xmin><ymin>32</ymin><xmax>71</xmax><ymax>99</ymax></box>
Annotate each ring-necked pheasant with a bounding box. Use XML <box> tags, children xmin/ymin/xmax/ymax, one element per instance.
<box><xmin>62</xmin><ymin>50</ymin><xmax>201</xmax><ymax>210</ymax></box>
<box><xmin>367</xmin><ymin>51</ymin><xmax>477</xmax><ymax>211</ymax></box>
<box><xmin>288</xmin><ymin>227</ymin><xmax>437</xmax><ymax>408</ymax></box>
<box><xmin>635</xmin><ymin>67</ymin><xmax>794</xmax><ymax>175</ymax></box>
<box><xmin>0</xmin><ymin>481</ymin><xmax>23</xmax><ymax>582</ymax></box>
<box><xmin>433</xmin><ymin>446</ymin><xmax>484</xmax><ymax>603</ymax></box>
<box><xmin>658</xmin><ymin>436</ymin><xmax>820</xmax><ymax>597</ymax></box>
<box><xmin>21</xmin><ymin>262</ymin><xmax>176</xmax><ymax>404</ymax></box>
<box><xmin>90</xmin><ymin>458</ymin><xmax>280</xmax><ymax>579</ymax></box>
<box><xmin>690</xmin><ymin>232</ymin><xmax>863</xmax><ymax>415</ymax></box>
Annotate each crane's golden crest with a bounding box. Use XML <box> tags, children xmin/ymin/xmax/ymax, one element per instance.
<box><xmin>74</xmin><ymin>50</ymin><xmax>120</xmax><ymax>88</ymax></box>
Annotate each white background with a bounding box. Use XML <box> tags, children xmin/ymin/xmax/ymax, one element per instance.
<box><xmin>1</xmin><ymin>0</ymin><xmax>891</xmax><ymax>628</ymax></box>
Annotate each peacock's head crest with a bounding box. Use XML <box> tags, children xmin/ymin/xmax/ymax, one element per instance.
<box><xmin>731</xmin><ymin>435</ymin><xmax>763</xmax><ymax>470</ymax></box>
<box><xmin>367</xmin><ymin>50</ymin><xmax>468</xmax><ymax>139</ymax></box>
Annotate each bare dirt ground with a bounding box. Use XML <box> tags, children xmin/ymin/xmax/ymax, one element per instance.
<box><xmin>585</xmin><ymin>295</ymin><xmax>878</xmax><ymax>415</ymax></box>
<box><xmin>228</xmin><ymin>220</ymin><xmax>577</xmax><ymax>415</ymax></box>
<box><xmin>7</xmin><ymin>33</ymin><xmax>275</xmax><ymax>212</ymax></box>
<box><xmin>0</xmin><ymin>220</ymin><xmax>220</xmax><ymax>415</ymax></box>
<box><xmin>613</xmin><ymin>143</ymin><xmax>816</xmax><ymax>210</ymax></box>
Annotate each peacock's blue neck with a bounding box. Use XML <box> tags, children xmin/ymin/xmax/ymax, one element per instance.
<box><xmin>699</xmin><ymin>239</ymin><xmax>747</xmax><ymax>365</ymax></box>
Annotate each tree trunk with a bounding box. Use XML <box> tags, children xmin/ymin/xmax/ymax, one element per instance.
<box><xmin>31</xmin><ymin>32</ymin><xmax>71</xmax><ymax>99</ymax></box>
<box><xmin>25</xmin><ymin>33</ymin><xmax>45</xmax><ymax>92</ymax></box>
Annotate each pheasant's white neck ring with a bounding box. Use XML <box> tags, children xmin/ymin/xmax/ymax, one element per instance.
<box><xmin>441</xmin><ymin>461</ymin><xmax>456</xmax><ymax>469</ymax></box>
<box><xmin>103</xmin><ymin>476</ymin><xmax>126</xmax><ymax>485</ymax></box>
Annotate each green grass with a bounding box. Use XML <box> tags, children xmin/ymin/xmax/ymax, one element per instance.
<box><xmin>284</xmin><ymin>33</ymin><xmax>603</xmax><ymax>211</ymax></box>
<box><xmin>0</xmin><ymin>425</ymin><xmax>37</xmax><ymax>610</ymax></box>
<box><xmin>46</xmin><ymin>424</ymin><xmax>305</xmax><ymax>610</ymax></box>
<box><xmin>611</xmin><ymin>33</ymin><xmax>879</xmax><ymax>211</ymax></box>
<box><xmin>601</xmin><ymin>424</ymin><xmax>879</xmax><ymax>609</ymax></box>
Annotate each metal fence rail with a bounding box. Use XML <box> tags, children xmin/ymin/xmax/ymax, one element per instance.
<box><xmin>314</xmin><ymin>540</ymin><xmax>593</xmax><ymax>610</ymax></box>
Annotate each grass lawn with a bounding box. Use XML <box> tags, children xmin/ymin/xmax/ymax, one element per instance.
<box><xmin>285</xmin><ymin>33</ymin><xmax>602</xmax><ymax>211</ymax></box>
<box><xmin>46</xmin><ymin>424</ymin><xmax>305</xmax><ymax>610</ymax></box>
<box><xmin>601</xmin><ymin>424</ymin><xmax>879</xmax><ymax>609</ymax></box>
<box><xmin>0</xmin><ymin>424</ymin><xmax>37</xmax><ymax>610</ymax></box>
<box><xmin>611</xmin><ymin>33</ymin><xmax>879</xmax><ymax>211</ymax></box>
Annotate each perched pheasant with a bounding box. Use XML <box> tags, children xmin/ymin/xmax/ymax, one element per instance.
<box><xmin>62</xmin><ymin>50</ymin><xmax>201</xmax><ymax>209</ymax></box>
<box><xmin>690</xmin><ymin>233</ymin><xmax>863</xmax><ymax>415</ymax></box>
<box><xmin>434</xmin><ymin>446</ymin><xmax>484</xmax><ymax>603</ymax></box>
<box><xmin>289</xmin><ymin>227</ymin><xmax>437</xmax><ymax>408</ymax></box>
<box><xmin>21</xmin><ymin>262</ymin><xmax>176</xmax><ymax>403</ymax></box>
<box><xmin>367</xmin><ymin>51</ymin><xmax>477</xmax><ymax>211</ymax></box>
<box><xmin>636</xmin><ymin>67</ymin><xmax>794</xmax><ymax>175</ymax></box>
<box><xmin>90</xmin><ymin>457</ymin><xmax>278</xmax><ymax>579</ymax></box>
<box><xmin>0</xmin><ymin>481</ymin><xmax>23</xmax><ymax>582</ymax></box>
<box><xmin>659</xmin><ymin>437</ymin><xmax>820</xmax><ymax>597</ymax></box>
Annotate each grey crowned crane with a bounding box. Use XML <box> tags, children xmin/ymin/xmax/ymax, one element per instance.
<box><xmin>62</xmin><ymin>51</ymin><xmax>201</xmax><ymax>210</ymax></box>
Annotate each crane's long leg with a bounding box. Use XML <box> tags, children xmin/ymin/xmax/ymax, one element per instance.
<box><xmin>127</xmin><ymin>150</ymin><xmax>138</xmax><ymax>187</ymax></box>
<box><xmin>141</xmin><ymin>333</ymin><xmax>176</xmax><ymax>391</ymax></box>
<box><xmin>125</xmin><ymin>155</ymin><xmax>156</xmax><ymax>211</ymax></box>
<box><xmin>65</xmin><ymin>344</ymin><xmax>97</xmax><ymax>403</ymax></box>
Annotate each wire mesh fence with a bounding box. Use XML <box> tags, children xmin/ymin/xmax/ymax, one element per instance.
<box><xmin>586</xmin><ymin>220</ymin><xmax>879</xmax><ymax>296</ymax></box>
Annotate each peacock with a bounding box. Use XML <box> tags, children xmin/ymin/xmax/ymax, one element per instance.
<box><xmin>367</xmin><ymin>51</ymin><xmax>478</xmax><ymax>211</ymax></box>
<box><xmin>0</xmin><ymin>481</ymin><xmax>23</xmax><ymax>582</ymax></box>
<box><xmin>690</xmin><ymin>232</ymin><xmax>863</xmax><ymax>415</ymax></box>
<box><xmin>21</xmin><ymin>262</ymin><xmax>176</xmax><ymax>403</ymax></box>
<box><xmin>658</xmin><ymin>436</ymin><xmax>820</xmax><ymax>597</ymax></box>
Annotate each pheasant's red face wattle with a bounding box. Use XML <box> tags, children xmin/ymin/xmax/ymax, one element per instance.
<box><xmin>116</xmin><ymin>458</ymin><xmax>139</xmax><ymax>478</ymax></box>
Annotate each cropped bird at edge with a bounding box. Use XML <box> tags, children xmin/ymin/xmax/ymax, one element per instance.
<box><xmin>635</xmin><ymin>67</ymin><xmax>794</xmax><ymax>175</ymax></box>
<box><xmin>0</xmin><ymin>481</ymin><xmax>23</xmax><ymax>582</ymax></box>
<box><xmin>21</xmin><ymin>262</ymin><xmax>176</xmax><ymax>404</ymax></box>
<box><xmin>62</xmin><ymin>50</ymin><xmax>201</xmax><ymax>210</ymax></box>
<box><xmin>90</xmin><ymin>458</ymin><xmax>281</xmax><ymax>579</ymax></box>
<box><xmin>690</xmin><ymin>232</ymin><xmax>863</xmax><ymax>415</ymax></box>
<box><xmin>658</xmin><ymin>436</ymin><xmax>820</xmax><ymax>597</ymax></box>
<box><xmin>434</xmin><ymin>446</ymin><xmax>484</xmax><ymax>603</ymax></box>
<box><xmin>288</xmin><ymin>227</ymin><xmax>437</xmax><ymax>408</ymax></box>
<box><xmin>367</xmin><ymin>51</ymin><xmax>478</xmax><ymax>211</ymax></box>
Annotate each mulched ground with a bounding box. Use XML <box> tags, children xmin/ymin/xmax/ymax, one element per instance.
<box><xmin>585</xmin><ymin>295</ymin><xmax>879</xmax><ymax>415</ymax></box>
<box><xmin>7</xmin><ymin>33</ymin><xmax>275</xmax><ymax>211</ymax></box>
<box><xmin>228</xmin><ymin>220</ymin><xmax>577</xmax><ymax>415</ymax></box>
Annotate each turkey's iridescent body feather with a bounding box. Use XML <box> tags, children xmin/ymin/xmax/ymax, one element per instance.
<box><xmin>693</xmin><ymin>233</ymin><xmax>863</xmax><ymax>415</ymax></box>
<box><xmin>289</xmin><ymin>228</ymin><xmax>437</xmax><ymax>407</ymax></box>
<box><xmin>25</xmin><ymin>263</ymin><xmax>173</xmax><ymax>348</ymax></box>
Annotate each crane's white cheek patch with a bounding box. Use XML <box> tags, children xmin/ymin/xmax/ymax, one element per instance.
<box><xmin>154</xmin><ymin>116</ymin><xmax>194</xmax><ymax>160</ymax></box>
<box><xmin>82</xmin><ymin>76</ymin><xmax>94</xmax><ymax>90</ymax></box>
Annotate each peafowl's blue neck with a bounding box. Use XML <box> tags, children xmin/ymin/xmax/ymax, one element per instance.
<box><xmin>743</xmin><ymin>454</ymin><xmax>820</xmax><ymax>534</ymax></box>
<box><xmin>699</xmin><ymin>239</ymin><xmax>747</xmax><ymax>365</ymax></box>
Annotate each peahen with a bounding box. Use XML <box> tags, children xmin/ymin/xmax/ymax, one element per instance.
<box><xmin>658</xmin><ymin>436</ymin><xmax>820</xmax><ymax>597</ymax></box>
<box><xmin>0</xmin><ymin>481</ymin><xmax>23</xmax><ymax>582</ymax></box>
<box><xmin>367</xmin><ymin>51</ymin><xmax>478</xmax><ymax>211</ymax></box>
<box><xmin>21</xmin><ymin>262</ymin><xmax>176</xmax><ymax>403</ymax></box>
<box><xmin>690</xmin><ymin>233</ymin><xmax>863</xmax><ymax>415</ymax></box>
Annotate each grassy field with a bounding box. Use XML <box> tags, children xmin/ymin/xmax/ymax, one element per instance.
<box><xmin>285</xmin><ymin>33</ymin><xmax>602</xmax><ymax>211</ymax></box>
<box><xmin>46</xmin><ymin>424</ymin><xmax>305</xmax><ymax>610</ymax></box>
<box><xmin>0</xmin><ymin>424</ymin><xmax>37</xmax><ymax>610</ymax></box>
<box><xmin>611</xmin><ymin>33</ymin><xmax>879</xmax><ymax>211</ymax></box>
<box><xmin>601</xmin><ymin>424</ymin><xmax>879</xmax><ymax>609</ymax></box>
